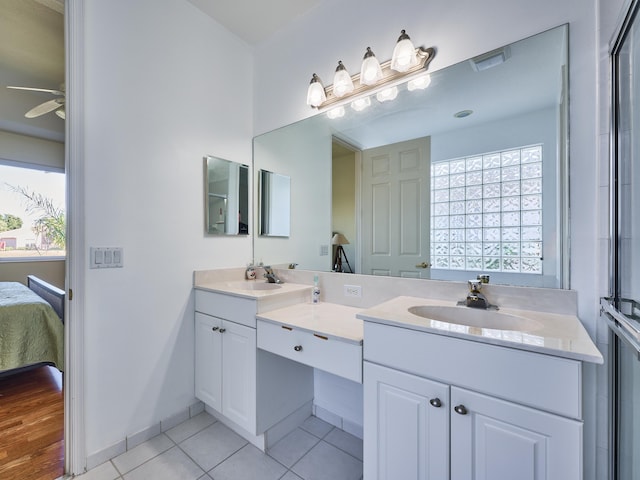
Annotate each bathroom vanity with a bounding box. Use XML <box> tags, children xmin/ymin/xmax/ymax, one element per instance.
<box><xmin>358</xmin><ymin>296</ymin><xmax>602</xmax><ymax>480</ymax></box>
<box><xmin>193</xmin><ymin>269</ymin><xmax>602</xmax><ymax>479</ymax></box>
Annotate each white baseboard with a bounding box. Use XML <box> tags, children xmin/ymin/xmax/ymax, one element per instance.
<box><xmin>85</xmin><ymin>401</ymin><xmax>202</xmax><ymax>471</ymax></box>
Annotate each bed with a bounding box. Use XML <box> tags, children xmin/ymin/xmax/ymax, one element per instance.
<box><xmin>0</xmin><ymin>276</ymin><xmax>65</xmax><ymax>375</ymax></box>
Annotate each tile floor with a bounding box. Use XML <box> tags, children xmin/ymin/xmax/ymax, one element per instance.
<box><xmin>75</xmin><ymin>413</ymin><xmax>363</xmax><ymax>480</ymax></box>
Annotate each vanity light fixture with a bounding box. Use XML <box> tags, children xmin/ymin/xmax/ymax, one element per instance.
<box><xmin>376</xmin><ymin>86</ymin><xmax>398</xmax><ymax>102</ymax></box>
<box><xmin>333</xmin><ymin>61</ymin><xmax>355</xmax><ymax>97</ymax></box>
<box><xmin>390</xmin><ymin>30</ymin><xmax>418</xmax><ymax>72</ymax></box>
<box><xmin>407</xmin><ymin>73</ymin><xmax>431</xmax><ymax>91</ymax></box>
<box><xmin>305</xmin><ymin>29</ymin><xmax>435</xmax><ymax>110</ymax></box>
<box><xmin>306</xmin><ymin>73</ymin><xmax>327</xmax><ymax>107</ymax></box>
<box><xmin>326</xmin><ymin>106</ymin><xmax>346</xmax><ymax>119</ymax></box>
<box><xmin>351</xmin><ymin>96</ymin><xmax>371</xmax><ymax>112</ymax></box>
<box><xmin>360</xmin><ymin>47</ymin><xmax>384</xmax><ymax>86</ymax></box>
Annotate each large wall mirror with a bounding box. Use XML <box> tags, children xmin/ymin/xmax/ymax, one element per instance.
<box><xmin>253</xmin><ymin>25</ymin><xmax>569</xmax><ymax>288</ymax></box>
<box><xmin>204</xmin><ymin>155</ymin><xmax>249</xmax><ymax>235</ymax></box>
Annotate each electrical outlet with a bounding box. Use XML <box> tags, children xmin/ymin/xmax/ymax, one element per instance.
<box><xmin>320</xmin><ymin>244</ymin><xmax>329</xmax><ymax>256</ymax></box>
<box><xmin>344</xmin><ymin>285</ymin><xmax>362</xmax><ymax>297</ymax></box>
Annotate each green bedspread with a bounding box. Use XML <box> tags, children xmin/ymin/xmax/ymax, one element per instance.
<box><xmin>0</xmin><ymin>282</ymin><xmax>64</xmax><ymax>372</ymax></box>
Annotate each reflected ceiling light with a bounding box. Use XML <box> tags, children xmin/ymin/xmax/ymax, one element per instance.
<box><xmin>454</xmin><ymin>109</ymin><xmax>473</xmax><ymax>118</ymax></box>
<box><xmin>351</xmin><ymin>96</ymin><xmax>371</xmax><ymax>112</ymax></box>
<box><xmin>305</xmin><ymin>29</ymin><xmax>435</xmax><ymax>110</ymax></box>
<box><xmin>306</xmin><ymin>73</ymin><xmax>326</xmax><ymax>107</ymax></box>
<box><xmin>407</xmin><ymin>73</ymin><xmax>431</xmax><ymax>91</ymax></box>
<box><xmin>390</xmin><ymin>30</ymin><xmax>418</xmax><ymax>72</ymax></box>
<box><xmin>333</xmin><ymin>61</ymin><xmax>355</xmax><ymax>97</ymax></box>
<box><xmin>360</xmin><ymin>47</ymin><xmax>383</xmax><ymax>86</ymax></box>
<box><xmin>327</xmin><ymin>106</ymin><xmax>345</xmax><ymax>119</ymax></box>
<box><xmin>376</xmin><ymin>86</ymin><xmax>398</xmax><ymax>102</ymax></box>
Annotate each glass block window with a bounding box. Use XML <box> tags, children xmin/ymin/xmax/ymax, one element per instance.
<box><xmin>430</xmin><ymin>145</ymin><xmax>543</xmax><ymax>274</ymax></box>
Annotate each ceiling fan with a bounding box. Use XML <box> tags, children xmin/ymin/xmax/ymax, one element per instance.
<box><xmin>6</xmin><ymin>85</ymin><xmax>65</xmax><ymax>119</ymax></box>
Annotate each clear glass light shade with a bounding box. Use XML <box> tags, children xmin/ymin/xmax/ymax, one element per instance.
<box><xmin>407</xmin><ymin>73</ymin><xmax>431</xmax><ymax>91</ymax></box>
<box><xmin>327</xmin><ymin>106</ymin><xmax>345</xmax><ymax>119</ymax></box>
<box><xmin>351</xmin><ymin>96</ymin><xmax>371</xmax><ymax>111</ymax></box>
<box><xmin>333</xmin><ymin>63</ymin><xmax>354</xmax><ymax>98</ymax></box>
<box><xmin>376</xmin><ymin>86</ymin><xmax>398</xmax><ymax>102</ymax></box>
<box><xmin>306</xmin><ymin>75</ymin><xmax>326</xmax><ymax>107</ymax></box>
<box><xmin>391</xmin><ymin>33</ymin><xmax>418</xmax><ymax>72</ymax></box>
<box><xmin>360</xmin><ymin>49</ymin><xmax>383</xmax><ymax>86</ymax></box>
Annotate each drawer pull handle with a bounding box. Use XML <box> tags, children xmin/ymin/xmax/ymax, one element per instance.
<box><xmin>293</xmin><ymin>345</ymin><xmax>303</xmax><ymax>352</ymax></box>
<box><xmin>454</xmin><ymin>404</ymin><xmax>468</xmax><ymax>415</ymax></box>
<box><xmin>281</xmin><ymin>326</ymin><xmax>293</xmax><ymax>331</ymax></box>
<box><xmin>211</xmin><ymin>326</ymin><xmax>219</xmax><ymax>332</ymax></box>
<box><xmin>429</xmin><ymin>398</ymin><xmax>442</xmax><ymax>408</ymax></box>
<box><xmin>219</xmin><ymin>328</ymin><xmax>226</xmax><ymax>333</ymax></box>
<box><xmin>313</xmin><ymin>333</ymin><xmax>328</xmax><ymax>340</ymax></box>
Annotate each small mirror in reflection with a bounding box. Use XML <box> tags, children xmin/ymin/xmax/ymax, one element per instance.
<box><xmin>259</xmin><ymin>169</ymin><xmax>291</xmax><ymax>237</ymax></box>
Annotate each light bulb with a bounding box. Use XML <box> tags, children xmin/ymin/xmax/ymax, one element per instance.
<box><xmin>306</xmin><ymin>74</ymin><xmax>326</xmax><ymax>107</ymax></box>
<box><xmin>360</xmin><ymin>47</ymin><xmax>383</xmax><ymax>86</ymax></box>
<box><xmin>327</xmin><ymin>106</ymin><xmax>345</xmax><ymax>119</ymax></box>
<box><xmin>351</xmin><ymin>96</ymin><xmax>371</xmax><ymax>112</ymax></box>
<box><xmin>333</xmin><ymin>61</ymin><xmax>354</xmax><ymax>98</ymax></box>
<box><xmin>376</xmin><ymin>86</ymin><xmax>398</xmax><ymax>102</ymax></box>
<box><xmin>391</xmin><ymin>30</ymin><xmax>418</xmax><ymax>72</ymax></box>
<box><xmin>407</xmin><ymin>74</ymin><xmax>431</xmax><ymax>91</ymax></box>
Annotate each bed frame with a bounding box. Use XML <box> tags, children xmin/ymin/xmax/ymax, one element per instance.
<box><xmin>27</xmin><ymin>275</ymin><xmax>65</xmax><ymax>322</ymax></box>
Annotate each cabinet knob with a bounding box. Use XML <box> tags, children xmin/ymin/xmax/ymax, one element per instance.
<box><xmin>211</xmin><ymin>326</ymin><xmax>219</xmax><ymax>332</ymax></box>
<box><xmin>219</xmin><ymin>328</ymin><xmax>226</xmax><ymax>333</ymax></box>
<box><xmin>429</xmin><ymin>398</ymin><xmax>442</xmax><ymax>408</ymax></box>
<box><xmin>294</xmin><ymin>345</ymin><xmax>303</xmax><ymax>352</ymax></box>
<box><xmin>454</xmin><ymin>404</ymin><xmax>468</xmax><ymax>415</ymax></box>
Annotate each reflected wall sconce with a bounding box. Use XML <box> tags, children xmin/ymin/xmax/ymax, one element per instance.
<box><xmin>306</xmin><ymin>29</ymin><xmax>435</xmax><ymax>110</ymax></box>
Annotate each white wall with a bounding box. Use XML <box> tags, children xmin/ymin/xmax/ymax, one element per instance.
<box><xmin>253</xmin><ymin>0</ymin><xmax>601</xmax><ymax>477</ymax></box>
<box><xmin>82</xmin><ymin>0</ymin><xmax>252</xmax><ymax>459</ymax></box>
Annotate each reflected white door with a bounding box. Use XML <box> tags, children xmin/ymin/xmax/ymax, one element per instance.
<box><xmin>361</xmin><ymin>137</ymin><xmax>431</xmax><ymax>277</ymax></box>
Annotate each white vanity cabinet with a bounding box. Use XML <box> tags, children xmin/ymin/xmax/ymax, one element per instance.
<box><xmin>194</xmin><ymin>288</ymin><xmax>314</xmax><ymax>446</ymax></box>
<box><xmin>363</xmin><ymin>321</ymin><xmax>583</xmax><ymax>480</ymax></box>
<box><xmin>195</xmin><ymin>312</ymin><xmax>256</xmax><ymax>430</ymax></box>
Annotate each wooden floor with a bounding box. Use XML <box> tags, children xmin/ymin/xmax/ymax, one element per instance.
<box><xmin>0</xmin><ymin>366</ymin><xmax>64</xmax><ymax>480</ymax></box>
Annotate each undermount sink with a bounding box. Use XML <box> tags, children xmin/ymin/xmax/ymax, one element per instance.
<box><xmin>407</xmin><ymin>305</ymin><xmax>543</xmax><ymax>332</ymax></box>
<box><xmin>227</xmin><ymin>282</ymin><xmax>282</xmax><ymax>291</ymax></box>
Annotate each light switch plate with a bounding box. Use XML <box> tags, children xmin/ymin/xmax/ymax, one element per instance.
<box><xmin>90</xmin><ymin>247</ymin><xmax>123</xmax><ymax>269</ymax></box>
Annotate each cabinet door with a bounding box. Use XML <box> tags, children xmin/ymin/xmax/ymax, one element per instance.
<box><xmin>194</xmin><ymin>312</ymin><xmax>222</xmax><ymax>411</ymax></box>
<box><xmin>451</xmin><ymin>387</ymin><xmax>582</xmax><ymax>480</ymax></box>
<box><xmin>364</xmin><ymin>362</ymin><xmax>449</xmax><ymax>480</ymax></box>
<box><xmin>221</xmin><ymin>319</ymin><xmax>256</xmax><ymax>432</ymax></box>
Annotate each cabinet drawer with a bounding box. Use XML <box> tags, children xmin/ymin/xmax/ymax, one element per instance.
<box><xmin>195</xmin><ymin>289</ymin><xmax>257</xmax><ymax>328</ymax></box>
<box><xmin>257</xmin><ymin>320</ymin><xmax>362</xmax><ymax>383</ymax></box>
<box><xmin>365</xmin><ymin>322</ymin><xmax>582</xmax><ymax>419</ymax></box>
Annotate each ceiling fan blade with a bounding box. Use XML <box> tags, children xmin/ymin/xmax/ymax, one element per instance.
<box><xmin>25</xmin><ymin>98</ymin><xmax>64</xmax><ymax>118</ymax></box>
<box><xmin>55</xmin><ymin>108</ymin><xmax>65</xmax><ymax>120</ymax></box>
<box><xmin>7</xmin><ymin>86</ymin><xmax>65</xmax><ymax>96</ymax></box>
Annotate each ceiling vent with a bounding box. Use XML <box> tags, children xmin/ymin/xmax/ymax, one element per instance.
<box><xmin>469</xmin><ymin>46</ymin><xmax>511</xmax><ymax>72</ymax></box>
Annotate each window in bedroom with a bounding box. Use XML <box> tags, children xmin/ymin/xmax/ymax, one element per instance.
<box><xmin>430</xmin><ymin>144</ymin><xmax>543</xmax><ymax>274</ymax></box>
<box><xmin>0</xmin><ymin>162</ymin><xmax>66</xmax><ymax>260</ymax></box>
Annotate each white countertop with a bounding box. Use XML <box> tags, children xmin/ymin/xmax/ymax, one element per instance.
<box><xmin>257</xmin><ymin>302</ymin><xmax>363</xmax><ymax>345</ymax></box>
<box><xmin>194</xmin><ymin>280</ymin><xmax>312</xmax><ymax>300</ymax></box>
<box><xmin>357</xmin><ymin>296</ymin><xmax>603</xmax><ymax>364</ymax></box>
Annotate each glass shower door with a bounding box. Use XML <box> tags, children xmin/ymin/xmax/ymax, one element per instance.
<box><xmin>606</xmin><ymin>1</ymin><xmax>640</xmax><ymax>479</ymax></box>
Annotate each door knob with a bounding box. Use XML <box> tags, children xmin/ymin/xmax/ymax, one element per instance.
<box><xmin>212</xmin><ymin>326</ymin><xmax>219</xmax><ymax>332</ymax></box>
<box><xmin>219</xmin><ymin>328</ymin><xmax>226</xmax><ymax>333</ymax></box>
<box><xmin>429</xmin><ymin>398</ymin><xmax>442</xmax><ymax>408</ymax></box>
<box><xmin>294</xmin><ymin>345</ymin><xmax>303</xmax><ymax>352</ymax></box>
<box><xmin>415</xmin><ymin>262</ymin><xmax>431</xmax><ymax>268</ymax></box>
<box><xmin>454</xmin><ymin>404</ymin><xmax>468</xmax><ymax>415</ymax></box>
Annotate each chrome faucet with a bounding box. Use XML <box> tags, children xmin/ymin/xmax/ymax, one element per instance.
<box><xmin>263</xmin><ymin>266</ymin><xmax>283</xmax><ymax>284</ymax></box>
<box><xmin>465</xmin><ymin>279</ymin><xmax>492</xmax><ymax>309</ymax></box>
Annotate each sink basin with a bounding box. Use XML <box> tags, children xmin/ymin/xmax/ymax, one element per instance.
<box><xmin>226</xmin><ymin>282</ymin><xmax>282</xmax><ymax>291</ymax></box>
<box><xmin>407</xmin><ymin>305</ymin><xmax>542</xmax><ymax>332</ymax></box>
